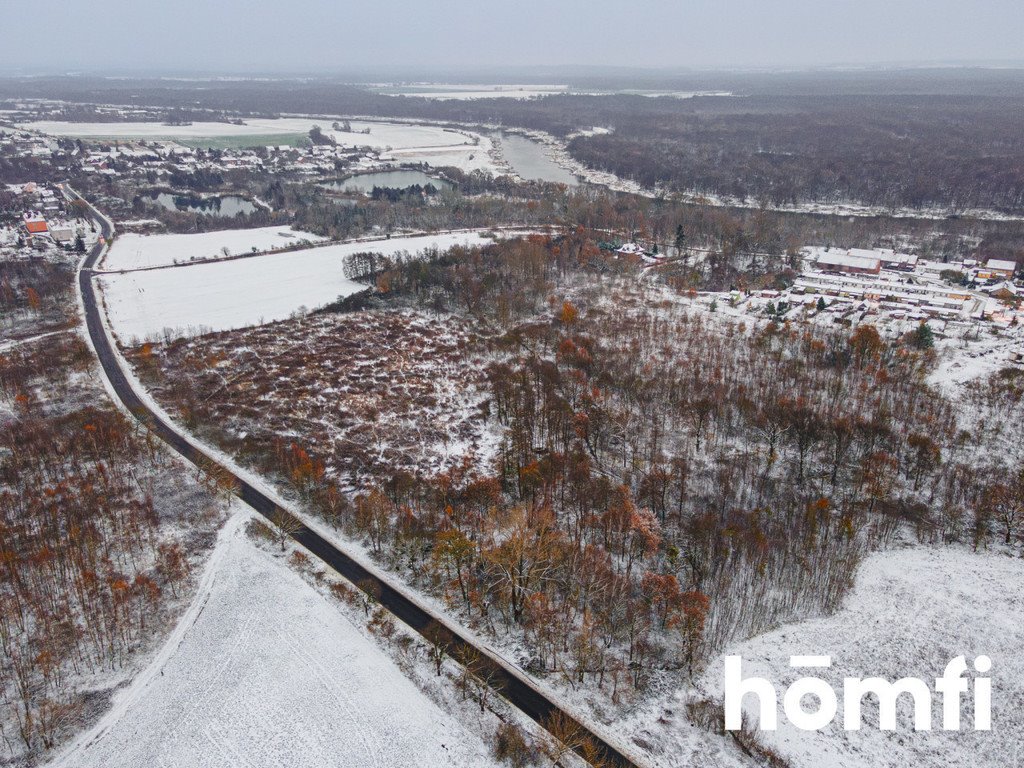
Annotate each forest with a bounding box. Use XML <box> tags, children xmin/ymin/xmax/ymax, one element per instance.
<box><xmin>0</xmin><ymin>267</ymin><xmax>219</xmax><ymax>762</ymax></box>
<box><xmin>566</xmin><ymin>96</ymin><xmax>1024</xmax><ymax>212</ymax></box>
<box><xmin>0</xmin><ymin>260</ymin><xmax>76</xmax><ymax>339</ymax></box>
<box><xmin>130</xmin><ymin>233</ymin><xmax>1024</xmax><ymax>713</ymax></box>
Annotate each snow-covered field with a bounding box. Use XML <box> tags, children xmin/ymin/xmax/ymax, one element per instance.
<box><xmin>99</xmin><ymin>231</ymin><xmax>493</xmax><ymax>342</ymax></box>
<box><xmin>382</xmin><ymin>133</ymin><xmax>499</xmax><ymax>173</ymax></box>
<box><xmin>623</xmin><ymin>546</ymin><xmax>1024</xmax><ymax>768</ymax></box>
<box><xmin>51</xmin><ymin>513</ymin><xmax>496</xmax><ymax>768</ymax></box>
<box><xmin>21</xmin><ymin>118</ymin><xmax>475</xmax><ymax>151</ymax></box>
<box><xmin>103</xmin><ymin>226</ymin><xmax>325</xmax><ymax>271</ymax></box>
<box><xmin>22</xmin><ymin>117</ymin><xmax>500</xmax><ymax>172</ymax></box>
<box><xmin>376</xmin><ymin>83</ymin><xmax>569</xmax><ymax>100</ymax></box>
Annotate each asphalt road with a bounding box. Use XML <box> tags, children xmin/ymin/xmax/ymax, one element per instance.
<box><xmin>73</xmin><ymin>194</ymin><xmax>644</xmax><ymax>768</ymax></box>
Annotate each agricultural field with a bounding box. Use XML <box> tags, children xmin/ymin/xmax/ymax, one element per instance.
<box><xmin>102</xmin><ymin>226</ymin><xmax>325</xmax><ymax>271</ymax></box>
<box><xmin>98</xmin><ymin>231</ymin><xmax>494</xmax><ymax>342</ymax></box>
<box><xmin>51</xmin><ymin>513</ymin><xmax>500</xmax><ymax>768</ymax></box>
<box><xmin>173</xmin><ymin>133</ymin><xmax>313</xmax><ymax>150</ymax></box>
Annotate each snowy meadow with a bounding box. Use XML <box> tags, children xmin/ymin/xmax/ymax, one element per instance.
<box><xmin>98</xmin><ymin>231</ymin><xmax>494</xmax><ymax>342</ymax></box>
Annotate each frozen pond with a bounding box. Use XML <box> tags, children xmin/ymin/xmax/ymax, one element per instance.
<box><xmin>147</xmin><ymin>192</ymin><xmax>259</xmax><ymax>217</ymax></box>
<box><xmin>322</xmin><ymin>170</ymin><xmax>453</xmax><ymax>194</ymax></box>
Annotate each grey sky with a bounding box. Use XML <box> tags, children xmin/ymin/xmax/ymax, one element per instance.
<box><xmin>3</xmin><ymin>0</ymin><xmax>1023</xmax><ymax>74</ymax></box>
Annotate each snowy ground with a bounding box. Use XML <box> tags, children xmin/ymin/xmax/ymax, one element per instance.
<box><xmin>99</xmin><ymin>231</ymin><xmax>494</xmax><ymax>342</ymax></box>
<box><xmin>22</xmin><ymin>118</ymin><xmax>475</xmax><ymax>151</ymax></box>
<box><xmin>623</xmin><ymin>546</ymin><xmax>1024</xmax><ymax>768</ymax></box>
<box><xmin>49</xmin><ymin>512</ymin><xmax>497</xmax><ymax>768</ymax></box>
<box><xmin>929</xmin><ymin>330</ymin><xmax>1023</xmax><ymax>394</ymax></box>
<box><xmin>22</xmin><ymin>117</ymin><xmax>502</xmax><ymax>173</ymax></box>
<box><xmin>382</xmin><ymin>133</ymin><xmax>499</xmax><ymax>173</ymax></box>
<box><xmin>374</xmin><ymin>83</ymin><xmax>569</xmax><ymax>100</ymax></box>
<box><xmin>0</xmin><ymin>329</ymin><xmax>70</xmax><ymax>353</ymax></box>
<box><xmin>138</xmin><ymin>309</ymin><xmax>500</xmax><ymax>488</ymax></box>
<box><xmin>103</xmin><ymin>226</ymin><xmax>325</xmax><ymax>271</ymax></box>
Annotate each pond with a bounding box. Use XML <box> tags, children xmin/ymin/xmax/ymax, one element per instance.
<box><xmin>321</xmin><ymin>170</ymin><xmax>453</xmax><ymax>194</ymax></box>
<box><xmin>496</xmin><ymin>133</ymin><xmax>578</xmax><ymax>186</ymax></box>
<box><xmin>148</xmin><ymin>192</ymin><xmax>259</xmax><ymax>217</ymax></box>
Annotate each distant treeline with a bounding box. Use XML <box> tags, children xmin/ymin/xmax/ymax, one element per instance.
<box><xmin>6</xmin><ymin>76</ymin><xmax>1024</xmax><ymax>212</ymax></box>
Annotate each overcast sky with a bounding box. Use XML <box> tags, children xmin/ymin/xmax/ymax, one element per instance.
<box><xmin>3</xmin><ymin>0</ymin><xmax>1023</xmax><ymax>74</ymax></box>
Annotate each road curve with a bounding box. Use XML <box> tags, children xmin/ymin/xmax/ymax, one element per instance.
<box><xmin>71</xmin><ymin>191</ymin><xmax>647</xmax><ymax>768</ymax></box>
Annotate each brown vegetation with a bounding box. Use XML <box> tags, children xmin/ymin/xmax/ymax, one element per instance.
<box><xmin>1</xmin><ymin>304</ymin><xmax>219</xmax><ymax>761</ymax></box>
<box><xmin>131</xmin><ymin>233</ymin><xmax>1024</xmax><ymax>720</ymax></box>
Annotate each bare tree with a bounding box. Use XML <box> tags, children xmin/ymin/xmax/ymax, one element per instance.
<box><xmin>270</xmin><ymin>507</ymin><xmax>303</xmax><ymax>551</ymax></box>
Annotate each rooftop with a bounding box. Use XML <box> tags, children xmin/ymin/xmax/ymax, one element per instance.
<box><xmin>985</xmin><ymin>258</ymin><xmax>1017</xmax><ymax>272</ymax></box>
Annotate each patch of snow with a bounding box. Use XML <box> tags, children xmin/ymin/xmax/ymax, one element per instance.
<box><xmin>384</xmin><ymin>133</ymin><xmax>498</xmax><ymax>173</ymax></box>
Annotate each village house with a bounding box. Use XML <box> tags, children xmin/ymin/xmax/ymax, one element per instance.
<box><xmin>984</xmin><ymin>258</ymin><xmax>1017</xmax><ymax>280</ymax></box>
<box><xmin>986</xmin><ymin>281</ymin><xmax>1019</xmax><ymax>302</ymax></box>
<box><xmin>22</xmin><ymin>217</ymin><xmax>49</xmax><ymax>239</ymax></box>
<box><xmin>615</xmin><ymin>242</ymin><xmax>648</xmax><ymax>259</ymax></box>
<box><xmin>50</xmin><ymin>226</ymin><xmax>75</xmax><ymax>247</ymax></box>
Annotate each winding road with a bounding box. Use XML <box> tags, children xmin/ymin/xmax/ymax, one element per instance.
<box><xmin>71</xmin><ymin>190</ymin><xmax>646</xmax><ymax>768</ymax></box>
